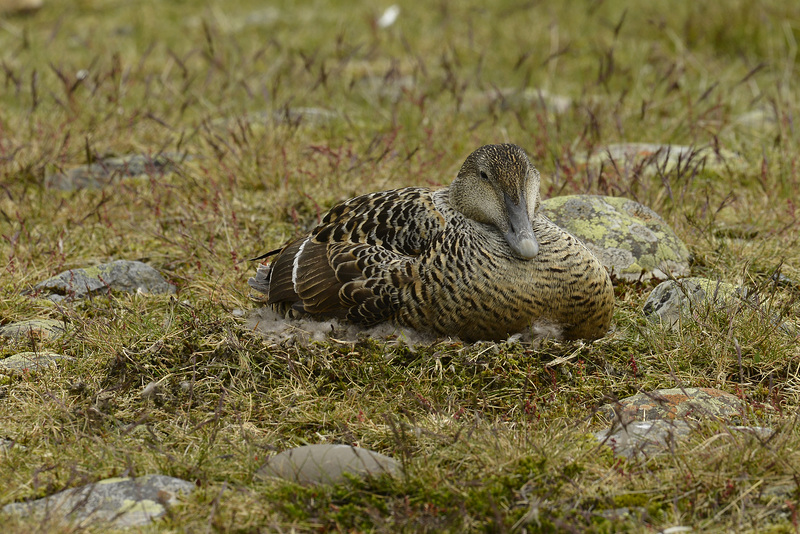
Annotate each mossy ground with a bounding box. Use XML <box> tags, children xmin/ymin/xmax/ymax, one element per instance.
<box><xmin>1</xmin><ymin>0</ymin><xmax>799</xmax><ymax>531</ymax></box>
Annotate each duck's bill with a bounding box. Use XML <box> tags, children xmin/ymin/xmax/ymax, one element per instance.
<box><xmin>504</xmin><ymin>193</ymin><xmax>539</xmax><ymax>259</ymax></box>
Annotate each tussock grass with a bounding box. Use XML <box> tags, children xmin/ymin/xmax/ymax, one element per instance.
<box><xmin>2</xmin><ymin>0</ymin><xmax>800</xmax><ymax>531</ymax></box>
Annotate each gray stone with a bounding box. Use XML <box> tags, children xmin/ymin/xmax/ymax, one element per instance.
<box><xmin>358</xmin><ymin>75</ymin><xmax>417</xmax><ymax>103</ymax></box>
<box><xmin>213</xmin><ymin>108</ymin><xmax>338</xmax><ymax>130</ymax></box>
<box><xmin>0</xmin><ymin>352</ymin><xmax>72</xmax><ymax>374</ymax></box>
<box><xmin>734</xmin><ymin>107</ymin><xmax>778</xmax><ymax>134</ymax></box>
<box><xmin>2</xmin><ymin>475</ymin><xmax>194</xmax><ymax>528</ymax></box>
<box><xmin>760</xmin><ymin>482</ymin><xmax>797</xmax><ymax>502</ymax></box>
<box><xmin>540</xmin><ymin>195</ymin><xmax>690</xmax><ymax>281</ymax></box>
<box><xmin>577</xmin><ymin>143</ymin><xmax>747</xmax><ymax>178</ymax></box>
<box><xmin>272</xmin><ymin>107</ymin><xmax>338</xmax><ymax>124</ymax></box>
<box><xmin>256</xmin><ymin>444</ymin><xmax>400</xmax><ymax>485</ymax></box>
<box><xmin>45</xmin><ymin>153</ymin><xmax>189</xmax><ymax>191</ymax></box>
<box><xmin>0</xmin><ymin>319</ymin><xmax>67</xmax><ymax>340</ymax></box>
<box><xmin>642</xmin><ymin>277</ymin><xmax>740</xmax><ymax>328</ymax></box>
<box><xmin>596</xmin><ymin>419</ymin><xmax>693</xmax><ymax>458</ymax></box>
<box><xmin>32</xmin><ymin>260</ymin><xmax>175</xmax><ymax>302</ymax></box>
<box><xmin>598</xmin><ymin>387</ymin><xmax>743</xmax><ymax>424</ymax></box>
<box><xmin>595</xmin><ymin>388</ymin><xmax>773</xmax><ymax>458</ymax></box>
<box><xmin>485</xmin><ymin>87</ymin><xmax>573</xmax><ymax>114</ymax></box>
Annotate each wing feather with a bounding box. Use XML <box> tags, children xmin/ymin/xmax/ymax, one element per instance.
<box><xmin>249</xmin><ymin>187</ymin><xmax>445</xmax><ymax>323</ymax></box>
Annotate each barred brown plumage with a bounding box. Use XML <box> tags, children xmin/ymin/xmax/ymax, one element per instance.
<box><xmin>248</xmin><ymin>144</ymin><xmax>614</xmax><ymax>342</ymax></box>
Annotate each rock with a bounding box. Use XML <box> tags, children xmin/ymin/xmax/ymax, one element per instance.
<box><xmin>596</xmin><ymin>418</ymin><xmax>773</xmax><ymax>459</ymax></box>
<box><xmin>770</xmin><ymin>272</ymin><xmax>799</xmax><ymax>289</ymax></box>
<box><xmin>256</xmin><ymin>444</ymin><xmax>400</xmax><ymax>485</ymax></box>
<box><xmin>1</xmin><ymin>439</ymin><xmax>25</xmax><ymax>452</ymax></box>
<box><xmin>540</xmin><ymin>195</ymin><xmax>690</xmax><ymax>281</ymax></box>
<box><xmin>595</xmin><ymin>388</ymin><xmax>773</xmax><ymax>458</ymax></box>
<box><xmin>596</xmin><ymin>418</ymin><xmax>692</xmax><ymax>458</ymax></box>
<box><xmin>212</xmin><ymin>108</ymin><xmax>338</xmax><ymax>130</ymax></box>
<box><xmin>760</xmin><ymin>482</ymin><xmax>797</xmax><ymax>502</ymax></box>
<box><xmin>32</xmin><ymin>260</ymin><xmax>175</xmax><ymax>302</ymax></box>
<box><xmin>459</xmin><ymin>88</ymin><xmax>573</xmax><ymax>116</ymax></box>
<box><xmin>2</xmin><ymin>475</ymin><xmax>194</xmax><ymax>528</ymax></box>
<box><xmin>358</xmin><ymin>76</ymin><xmax>417</xmax><ymax>103</ymax></box>
<box><xmin>484</xmin><ymin>87</ymin><xmax>573</xmax><ymax>114</ymax></box>
<box><xmin>0</xmin><ymin>351</ymin><xmax>71</xmax><ymax>374</ymax></box>
<box><xmin>0</xmin><ymin>0</ymin><xmax>42</xmax><ymax>14</ymax></box>
<box><xmin>0</xmin><ymin>319</ymin><xmax>66</xmax><ymax>340</ymax></box>
<box><xmin>271</xmin><ymin>107</ymin><xmax>338</xmax><ymax>125</ymax></box>
<box><xmin>577</xmin><ymin>143</ymin><xmax>747</xmax><ymax>178</ymax></box>
<box><xmin>642</xmin><ymin>277</ymin><xmax>740</xmax><ymax>328</ymax></box>
<box><xmin>186</xmin><ymin>7</ymin><xmax>281</xmax><ymax>32</ymax></box>
<box><xmin>44</xmin><ymin>153</ymin><xmax>188</xmax><ymax>191</ymax></box>
<box><xmin>597</xmin><ymin>387</ymin><xmax>743</xmax><ymax>424</ymax></box>
<box><xmin>734</xmin><ymin>107</ymin><xmax>778</xmax><ymax>135</ymax></box>
<box><xmin>643</xmin><ymin>277</ymin><xmax>796</xmax><ymax>335</ymax></box>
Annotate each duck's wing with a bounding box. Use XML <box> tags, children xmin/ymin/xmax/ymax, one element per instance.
<box><xmin>249</xmin><ymin>187</ymin><xmax>445</xmax><ymax>324</ymax></box>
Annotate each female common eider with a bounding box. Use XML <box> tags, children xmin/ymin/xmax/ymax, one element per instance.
<box><xmin>249</xmin><ymin>143</ymin><xmax>614</xmax><ymax>342</ymax></box>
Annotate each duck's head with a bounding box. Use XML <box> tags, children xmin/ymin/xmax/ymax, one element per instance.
<box><xmin>449</xmin><ymin>143</ymin><xmax>541</xmax><ymax>259</ymax></box>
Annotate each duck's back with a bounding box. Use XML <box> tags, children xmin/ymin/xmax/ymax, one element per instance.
<box><xmin>249</xmin><ymin>187</ymin><xmax>446</xmax><ymax>325</ymax></box>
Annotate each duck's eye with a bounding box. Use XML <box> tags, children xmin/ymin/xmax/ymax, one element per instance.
<box><xmin>479</xmin><ymin>171</ymin><xmax>489</xmax><ymax>181</ymax></box>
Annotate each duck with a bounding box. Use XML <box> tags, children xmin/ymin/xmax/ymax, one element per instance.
<box><xmin>249</xmin><ymin>143</ymin><xmax>614</xmax><ymax>342</ymax></box>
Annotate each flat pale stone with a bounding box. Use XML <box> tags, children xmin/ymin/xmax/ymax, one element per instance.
<box><xmin>44</xmin><ymin>153</ymin><xmax>189</xmax><ymax>191</ymax></box>
<box><xmin>0</xmin><ymin>319</ymin><xmax>66</xmax><ymax>340</ymax></box>
<box><xmin>32</xmin><ymin>260</ymin><xmax>175</xmax><ymax>302</ymax></box>
<box><xmin>2</xmin><ymin>475</ymin><xmax>194</xmax><ymax>528</ymax></box>
<box><xmin>577</xmin><ymin>143</ymin><xmax>747</xmax><ymax>177</ymax></box>
<box><xmin>0</xmin><ymin>352</ymin><xmax>71</xmax><ymax>374</ymax></box>
<box><xmin>540</xmin><ymin>195</ymin><xmax>690</xmax><ymax>281</ymax></box>
<box><xmin>642</xmin><ymin>277</ymin><xmax>740</xmax><ymax>329</ymax></box>
<box><xmin>256</xmin><ymin>444</ymin><xmax>400</xmax><ymax>485</ymax></box>
<box><xmin>483</xmin><ymin>88</ymin><xmax>572</xmax><ymax>114</ymax></box>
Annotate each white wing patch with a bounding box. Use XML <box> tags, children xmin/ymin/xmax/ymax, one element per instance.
<box><xmin>292</xmin><ymin>237</ymin><xmax>311</xmax><ymax>291</ymax></box>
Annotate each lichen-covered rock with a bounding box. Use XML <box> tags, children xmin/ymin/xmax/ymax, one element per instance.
<box><xmin>577</xmin><ymin>143</ymin><xmax>747</xmax><ymax>177</ymax></box>
<box><xmin>32</xmin><ymin>260</ymin><xmax>175</xmax><ymax>302</ymax></box>
<box><xmin>597</xmin><ymin>387</ymin><xmax>743</xmax><ymax>424</ymax></box>
<box><xmin>0</xmin><ymin>351</ymin><xmax>72</xmax><ymax>374</ymax></box>
<box><xmin>594</xmin><ymin>388</ymin><xmax>771</xmax><ymax>458</ymax></box>
<box><xmin>256</xmin><ymin>444</ymin><xmax>400</xmax><ymax>485</ymax></box>
<box><xmin>0</xmin><ymin>319</ymin><xmax>66</xmax><ymax>340</ymax></box>
<box><xmin>540</xmin><ymin>195</ymin><xmax>690</xmax><ymax>281</ymax></box>
<box><xmin>642</xmin><ymin>277</ymin><xmax>740</xmax><ymax>328</ymax></box>
<box><xmin>2</xmin><ymin>474</ymin><xmax>195</xmax><ymax>528</ymax></box>
<box><xmin>44</xmin><ymin>153</ymin><xmax>189</xmax><ymax>191</ymax></box>
<box><xmin>596</xmin><ymin>419</ymin><xmax>692</xmax><ymax>458</ymax></box>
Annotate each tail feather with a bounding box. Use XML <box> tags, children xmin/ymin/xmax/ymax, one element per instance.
<box><xmin>248</xmin><ymin>263</ymin><xmax>273</xmax><ymax>299</ymax></box>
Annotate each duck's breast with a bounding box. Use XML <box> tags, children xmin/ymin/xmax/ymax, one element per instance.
<box><xmin>403</xmin><ymin>214</ymin><xmax>612</xmax><ymax>340</ymax></box>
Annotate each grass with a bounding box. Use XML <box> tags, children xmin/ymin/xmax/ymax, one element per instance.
<box><xmin>1</xmin><ymin>0</ymin><xmax>800</xmax><ymax>531</ymax></box>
